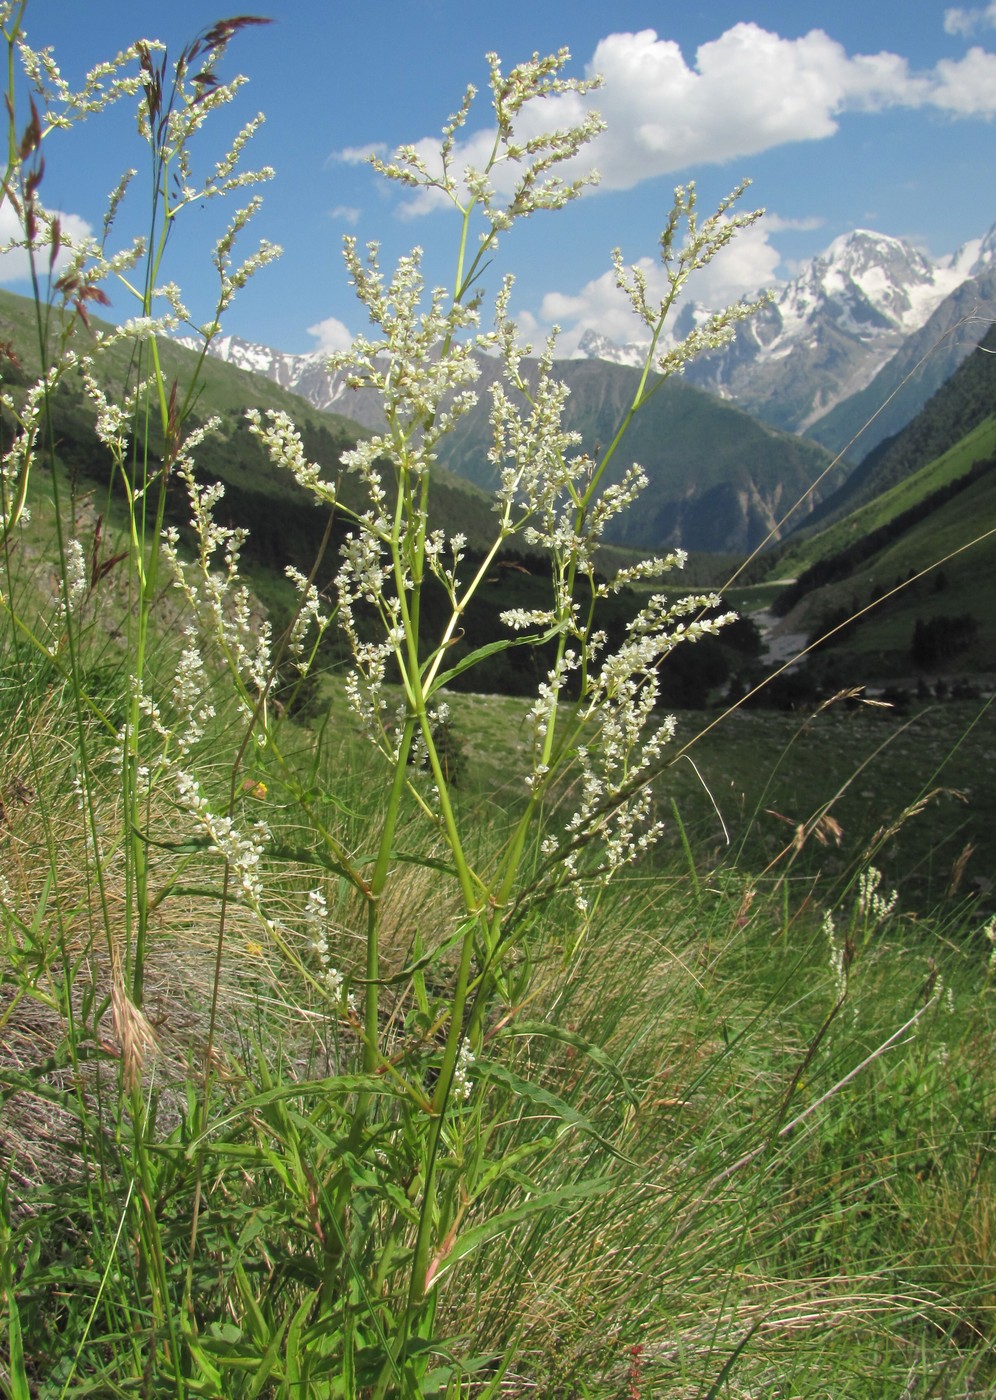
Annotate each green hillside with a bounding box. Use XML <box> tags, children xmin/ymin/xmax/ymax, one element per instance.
<box><xmin>433</xmin><ymin>352</ymin><xmax>844</xmax><ymax>554</ymax></box>
<box><xmin>745</xmin><ymin>317</ymin><xmax>996</xmax><ymax>685</ymax></box>
<box><xmin>0</xmin><ymin>288</ymin><xmax>500</xmax><ymax>580</ymax></box>
<box><xmin>2</xmin><ymin>290</ymin><xmax>758</xmax><ymax>701</ymax></box>
<box><xmin>772</xmin><ymin>415</ymin><xmax>996</xmax><ymax>582</ymax></box>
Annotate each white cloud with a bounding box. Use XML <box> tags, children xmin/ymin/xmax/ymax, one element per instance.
<box><xmin>329</xmin><ymin>204</ymin><xmax>361</xmax><ymax>225</ymax></box>
<box><xmin>944</xmin><ymin>3</ymin><xmax>996</xmax><ymax>36</ymax></box>
<box><xmin>763</xmin><ymin>214</ymin><xmax>826</xmax><ymax>233</ymax></box>
<box><xmin>307</xmin><ymin>314</ymin><xmax>354</xmax><ymax>353</ymax></box>
<box><xmin>0</xmin><ymin>203</ymin><xmax>94</xmax><ymax>284</ymax></box>
<box><xmin>366</xmin><ymin>22</ymin><xmax>996</xmax><ymax>219</ymax></box>
<box><xmin>582</xmin><ymin>26</ymin><xmax>934</xmax><ymax>191</ymax></box>
<box><xmin>332</xmin><ymin>142</ymin><xmax>387</xmax><ymax>165</ymax></box>
<box><xmin>931</xmin><ymin>45</ymin><xmax>996</xmax><ymax>113</ymax></box>
<box><xmin>392</xmin><ymin>128</ymin><xmax>500</xmax><ymax>219</ymax></box>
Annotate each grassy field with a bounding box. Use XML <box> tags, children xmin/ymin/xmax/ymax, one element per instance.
<box><xmin>351</xmin><ymin>681</ymin><xmax>996</xmax><ymax>914</ymax></box>
<box><xmin>4</xmin><ymin>332</ymin><xmax>994</xmax><ymax>1400</ymax></box>
<box><xmin>3</xmin><ymin>430</ymin><xmax>995</xmax><ymax>1394</ymax></box>
<box><xmin>4</xmin><ymin>641</ymin><xmax>996</xmax><ymax>1396</ymax></box>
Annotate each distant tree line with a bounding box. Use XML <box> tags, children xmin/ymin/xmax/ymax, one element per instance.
<box><xmin>910</xmin><ymin>613</ymin><xmax>980</xmax><ymax>670</ymax></box>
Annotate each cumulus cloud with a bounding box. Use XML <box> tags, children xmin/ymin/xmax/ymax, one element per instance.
<box><xmin>329</xmin><ymin>204</ymin><xmax>361</xmax><ymax>225</ymax></box>
<box><xmin>579</xmin><ymin>25</ymin><xmax>996</xmax><ymax>190</ymax></box>
<box><xmin>352</xmin><ymin>22</ymin><xmax>996</xmax><ymax>218</ymax></box>
<box><xmin>944</xmin><ymin>2</ymin><xmax>996</xmax><ymax>35</ymax></box>
<box><xmin>931</xmin><ymin>45</ymin><xmax>996</xmax><ymax>113</ymax></box>
<box><xmin>307</xmin><ymin>314</ymin><xmax>354</xmax><ymax>353</ymax></box>
<box><xmin>0</xmin><ymin>203</ymin><xmax>94</xmax><ymax>284</ymax></box>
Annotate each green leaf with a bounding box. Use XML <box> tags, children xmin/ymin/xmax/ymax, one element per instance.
<box><xmin>436</xmin><ymin>1175</ymin><xmax>615</xmax><ymax>1283</ymax></box>
<box><xmin>469</xmin><ymin>1134</ymin><xmax>557</xmax><ymax>1197</ymax></box>
<box><xmin>428</xmin><ymin>624</ymin><xmax>563</xmax><ymax>692</ymax></box>
<box><xmin>283</xmin><ymin>1288</ymin><xmax>321</xmax><ymax>1393</ymax></box>
<box><xmin>496</xmin><ymin>1019</ymin><xmax>640</xmax><ymax>1106</ymax></box>
<box><xmin>4</xmin><ymin>1286</ymin><xmax>31</xmax><ymax>1400</ymax></box>
<box><xmin>183</xmin><ymin>1322</ymin><xmax>225</xmax><ymax>1391</ymax></box>
<box><xmin>350</xmin><ymin>914</ymin><xmax>468</xmax><ymax>985</ymax></box>
<box><xmin>479</xmin><ymin>1061</ymin><xmax>637</xmax><ymax>1164</ymax></box>
<box><xmin>245</xmin><ymin>1310</ymin><xmax>291</xmax><ymax>1399</ymax></box>
<box><xmin>185</xmin><ymin>1073</ymin><xmax>393</xmax><ymax>1155</ymax></box>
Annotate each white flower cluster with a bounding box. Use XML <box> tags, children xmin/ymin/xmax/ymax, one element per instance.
<box><xmin>423</xmin><ymin>531</ymin><xmax>467</xmax><ymax>599</ymax></box>
<box><xmin>451</xmin><ymin>1038</ymin><xmax>475</xmax><ymax>1101</ymax></box>
<box><xmin>371</xmin><ymin>47</ymin><xmax>603</xmax><ymax>231</ymax></box>
<box><xmin>983</xmin><ymin>915</ymin><xmax>996</xmax><ymax>974</ymax></box>
<box><xmin>0</xmin><ymin>871</ymin><xmax>17</xmax><ymax>916</ymax></box>
<box><xmin>162</xmin><ymin>435</ymin><xmax>272</xmax><ymax>702</ymax></box>
<box><xmin>62</xmin><ymin>537</ymin><xmax>88</xmax><ymax>615</ymax></box>
<box><xmin>856</xmin><ymin>866</ymin><xmax>898</xmax><ymax>926</ymax></box>
<box><xmin>80</xmin><ymin>362</ymin><xmax>150</xmax><ymax>455</ymax></box>
<box><xmin>14</xmin><ymin>30</ymin><xmax>149</xmax><ymax>125</ymax></box>
<box><xmin>171</xmin><ymin>632</ymin><xmax>217</xmax><ymax>753</ymax></box>
<box><xmin>599</xmin><ymin>552</ymin><xmax>688</xmax><ymax>595</ymax></box>
<box><xmin>824</xmin><ymin>911</ymin><xmax>848</xmax><ymax>1002</ymax></box>
<box><xmin>13</xmin><ymin>14</ymin><xmax>279</xmax><ymax>352</ymax></box>
<box><xmin>329</xmin><ymin>241</ymin><xmax>483</xmax><ymax>486</ymax></box>
<box><xmin>303</xmin><ymin>887</ymin><xmax>354</xmax><ymax>1009</ymax></box>
<box><xmin>282</xmin><ymin>566</ymin><xmax>331</xmax><ymax>671</ymax></box>
<box><xmin>175</xmin><ymin>769</ymin><xmax>269</xmax><ymax>904</ymax></box>
<box><xmin>488</xmin><ymin>316</ymin><xmax>587</xmax><ymax>560</ymax></box>
<box><xmin>1</xmin><ymin>358</ymin><xmax>76</xmax><ymax>542</ymax></box>
<box><xmin>211</xmin><ymin>198</ymin><xmax>282</xmax><ymax>322</ymax></box>
<box><xmin>409</xmin><ymin>701</ymin><xmax>451</xmax><ymax>774</ymax></box>
<box><xmin>245</xmin><ymin>410</ymin><xmax>336</xmax><ymax>507</ymax></box>
<box><xmin>550</xmin><ymin>588</ymin><xmax>736</xmax><ymax>904</ymax></box>
<box><xmin>613</xmin><ymin>181</ymin><xmax>770</xmax><ymax>381</ymax></box>
<box><xmin>336</xmin><ymin>529</ymin><xmax>401</xmax><ymax>749</ymax></box>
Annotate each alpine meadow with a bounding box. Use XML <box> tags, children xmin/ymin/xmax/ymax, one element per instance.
<box><xmin>1</xmin><ymin>7</ymin><xmax>995</xmax><ymax>1398</ymax></box>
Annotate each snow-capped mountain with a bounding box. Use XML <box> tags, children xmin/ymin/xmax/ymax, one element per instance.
<box><xmin>178</xmin><ymin>335</ymin><xmax>357</xmax><ymax>415</ymax></box>
<box><xmin>582</xmin><ymin>225</ymin><xmax>996</xmax><ymax>437</ymax></box>
<box><xmin>576</xmin><ymin>328</ymin><xmax>647</xmax><ymax>369</ymax></box>
<box><xmin>176</xmin><ymin>333</ymin><xmax>400</xmax><ymax>436</ymax></box>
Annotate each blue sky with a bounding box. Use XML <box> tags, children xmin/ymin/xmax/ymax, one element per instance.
<box><xmin>4</xmin><ymin>1</ymin><xmax>995</xmax><ymax>354</ymax></box>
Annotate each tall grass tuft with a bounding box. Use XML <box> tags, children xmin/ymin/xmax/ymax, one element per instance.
<box><xmin>1</xmin><ymin>6</ymin><xmax>994</xmax><ymax>1396</ymax></box>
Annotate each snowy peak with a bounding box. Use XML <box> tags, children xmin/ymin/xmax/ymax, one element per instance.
<box><xmin>969</xmin><ymin>220</ymin><xmax>996</xmax><ymax>274</ymax></box>
<box><xmin>577</xmin><ymin>328</ymin><xmax>646</xmax><ymax>369</ymax></box>
<box><xmin>174</xmin><ymin>221</ymin><xmax>994</xmax><ymax>452</ymax></box>
<box><xmin>768</xmin><ymin>228</ymin><xmax>964</xmax><ymax>351</ymax></box>
<box><xmin>579</xmin><ymin>221</ymin><xmax>993</xmax><ymax>435</ymax></box>
<box><xmin>176</xmin><ymin>332</ymin><xmax>353</xmax><ymax>414</ymax></box>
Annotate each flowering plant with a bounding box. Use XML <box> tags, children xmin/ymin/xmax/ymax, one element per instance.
<box><xmin>0</xmin><ymin>15</ymin><xmax>768</xmax><ymax>1395</ymax></box>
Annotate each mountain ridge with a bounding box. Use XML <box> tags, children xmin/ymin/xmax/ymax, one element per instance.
<box><xmin>180</xmin><ymin>221</ymin><xmax>995</xmax><ymax>471</ymax></box>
